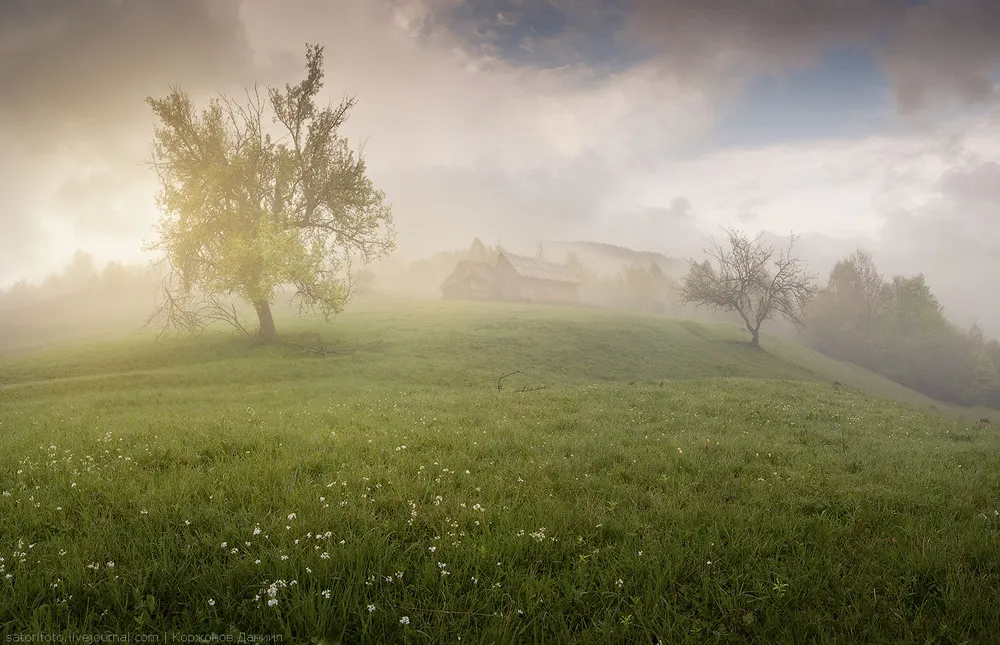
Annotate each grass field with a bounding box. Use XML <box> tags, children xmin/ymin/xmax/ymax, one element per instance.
<box><xmin>1</xmin><ymin>296</ymin><xmax>999</xmax><ymax>642</ymax></box>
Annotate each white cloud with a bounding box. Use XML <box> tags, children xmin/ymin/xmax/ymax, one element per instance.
<box><xmin>243</xmin><ymin>0</ymin><xmax>716</xmax><ymax>171</ymax></box>
<box><xmin>235</xmin><ymin>0</ymin><xmax>720</xmax><ymax>261</ymax></box>
<box><xmin>619</xmin><ymin>108</ymin><xmax>997</xmax><ymax>241</ymax></box>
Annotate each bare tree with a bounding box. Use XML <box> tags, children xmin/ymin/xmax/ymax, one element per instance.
<box><xmin>825</xmin><ymin>248</ymin><xmax>883</xmax><ymax>333</ymax></box>
<box><xmin>680</xmin><ymin>227</ymin><xmax>817</xmax><ymax>347</ymax></box>
<box><xmin>853</xmin><ymin>249</ymin><xmax>882</xmax><ymax>333</ymax></box>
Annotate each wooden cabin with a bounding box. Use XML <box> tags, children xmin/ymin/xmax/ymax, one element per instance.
<box><xmin>440</xmin><ymin>261</ymin><xmax>499</xmax><ymax>300</ymax></box>
<box><xmin>441</xmin><ymin>252</ymin><xmax>580</xmax><ymax>304</ymax></box>
<box><xmin>495</xmin><ymin>252</ymin><xmax>580</xmax><ymax>304</ymax></box>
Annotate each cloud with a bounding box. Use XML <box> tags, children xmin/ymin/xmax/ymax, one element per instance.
<box><xmin>882</xmin><ymin>0</ymin><xmax>1000</xmax><ymax>113</ymax></box>
<box><xmin>876</xmin><ymin>140</ymin><xmax>1000</xmax><ymax>262</ymax></box>
<box><xmin>0</xmin><ymin>152</ymin><xmax>45</xmax><ymax>280</ymax></box>
<box><xmin>0</xmin><ymin>0</ymin><xmax>252</xmax><ymax>135</ymax></box>
<box><xmin>623</xmin><ymin>98</ymin><xmax>1000</xmax><ymax>240</ymax></box>
<box><xmin>602</xmin><ymin>102</ymin><xmax>1000</xmax><ymax>334</ymax></box>
<box><xmin>874</xmin><ymin>156</ymin><xmax>1000</xmax><ymax>334</ymax></box>
<box><xmin>627</xmin><ymin>0</ymin><xmax>901</xmax><ymax>80</ymax></box>
<box><xmin>432</xmin><ymin>0</ymin><xmax>635</xmax><ymax>70</ymax></box>
<box><xmin>237</xmin><ymin>0</ymin><xmax>718</xmax><ymax>258</ymax></box>
<box><xmin>376</xmin><ymin>154</ymin><xmax>624</xmax><ymax>259</ymax></box>
<box><xmin>627</xmin><ymin>0</ymin><xmax>1000</xmax><ymax>116</ymax></box>
<box><xmin>0</xmin><ymin>0</ymin><xmax>253</xmax><ymax>283</ymax></box>
<box><xmin>242</xmin><ymin>0</ymin><xmax>714</xmax><ymax>168</ymax></box>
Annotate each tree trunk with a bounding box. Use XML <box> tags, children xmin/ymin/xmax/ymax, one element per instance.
<box><xmin>749</xmin><ymin>326</ymin><xmax>761</xmax><ymax>347</ymax></box>
<box><xmin>254</xmin><ymin>301</ymin><xmax>278</xmax><ymax>343</ymax></box>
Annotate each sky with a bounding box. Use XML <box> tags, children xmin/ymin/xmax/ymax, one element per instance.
<box><xmin>1</xmin><ymin>0</ymin><xmax>999</xmax><ymax>331</ymax></box>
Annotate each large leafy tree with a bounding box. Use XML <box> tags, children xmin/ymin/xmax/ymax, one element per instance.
<box><xmin>680</xmin><ymin>227</ymin><xmax>817</xmax><ymax>347</ymax></box>
<box><xmin>877</xmin><ymin>274</ymin><xmax>945</xmax><ymax>338</ymax></box>
<box><xmin>803</xmin><ymin>249</ymin><xmax>884</xmax><ymax>363</ymax></box>
<box><xmin>146</xmin><ymin>44</ymin><xmax>394</xmax><ymax>342</ymax></box>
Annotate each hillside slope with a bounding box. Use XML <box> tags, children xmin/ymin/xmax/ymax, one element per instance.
<box><xmin>3</xmin><ymin>295</ymin><xmax>1000</xmax><ymax>640</ymax></box>
<box><xmin>0</xmin><ymin>295</ymin><xmax>976</xmax><ymax>419</ymax></box>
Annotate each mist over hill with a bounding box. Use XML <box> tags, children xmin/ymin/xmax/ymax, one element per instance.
<box><xmin>542</xmin><ymin>240</ymin><xmax>686</xmax><ymax>279</ymax></box>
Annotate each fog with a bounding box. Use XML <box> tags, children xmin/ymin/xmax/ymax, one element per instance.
<box><xmin>1</xmin><ymin>0</ymin><xmax>999</xmax><ymax>338</ymax></box>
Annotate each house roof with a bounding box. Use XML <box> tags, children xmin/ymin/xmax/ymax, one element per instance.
<box><xmin>440</xmin><ymin>260</ymin><xmax>497</xmax><ymax>290</ymax></box>
<box><xmin>500</xmin><ymin>252</ymin><xmax>581</xmax><ymax>284</ymax></box>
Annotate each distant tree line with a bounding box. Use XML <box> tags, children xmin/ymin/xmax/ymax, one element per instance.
<box><xmin>564</xmin><ymin>251</ymin><xmax>678</xmax><ymax>313</ymax></box>
<box><xmin>0</xmin><ymin>251</ymin><xmax>153</xmax><ymax>310</ymax></box>
<box><xmin>804</xmin><ymin>250</ymin><xmax>1000</xmax><ymax>407</ymax></box>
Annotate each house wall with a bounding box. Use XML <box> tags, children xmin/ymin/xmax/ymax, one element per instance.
<box><xmin>469</xmin><ymin>276</ymin><xmax>497</xmax><ymax>298</ymax></box>
<box><xmin>495</xmin><ymin>256</ymin><xmax>525</xmax><ymax>300</ymax></box>
<box><xmin>443</xmin><ymin>276</ymin><xmax>494</xmax><ymax>300</ymax></box>
<box><xmin>441</xmin><ymin>283</ymin><xmax>468</xmax><ymax>299</ymax></box>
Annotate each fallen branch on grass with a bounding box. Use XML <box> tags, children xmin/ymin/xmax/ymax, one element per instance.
<box><xmin>496</xmin><ymin>371</ymin><xmax>545</xmax><ymax>393</ymax></box>
<box><xmin>497</xmin><ymin>370</ymin><xmax>523</xmax><ymax>392</ymax></box>
<box><xmin>282</xmin><ymin>337</ymin><xmax>385</xmax><ymax>358</ymax></box>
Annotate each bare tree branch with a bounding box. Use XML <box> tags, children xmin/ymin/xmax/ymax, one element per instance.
<box><xmin>680</xmin><ymin>227</ymin><xmax>817</xmax><ymax>347</ymax></box>
<box><xmin>144</xmin><ymin>258</ymin><xmax>252</xmax><ymax>339</ymax></box>
<box><xmin>498</xmin><ymin>370</ymin><xmax>523</xmax><ymax>392</ymax></box>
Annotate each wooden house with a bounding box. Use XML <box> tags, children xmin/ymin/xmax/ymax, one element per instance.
<box><xmin>441</xmin><ymin>252</ymin><xmax>580</xmax><ymax>304</ymax></box>
<box><xmin>495</xmin><ymin>252</ymin><xmax>580</xmax><ymax>303</ymax></box>
<box><xmin>440</xmin><ymin>261</ymin><xmax>499</xmax><ymax>300</ymax></box>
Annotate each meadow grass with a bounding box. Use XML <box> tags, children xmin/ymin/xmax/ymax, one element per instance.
<box><xmin>1</xmin><ymin>297</ymin><xmax>999</xmax><ymax>642</ymax></box>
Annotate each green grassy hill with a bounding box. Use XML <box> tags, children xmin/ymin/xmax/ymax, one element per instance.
<box><xmin>1</xmin><ymin>297</ymin><xmax>998</xmax><ymax>641</ymax></box>
<box><xmin>0</xmin><ymin>295</ymin><xmax>972</xmax><ymax>416</ymax></box>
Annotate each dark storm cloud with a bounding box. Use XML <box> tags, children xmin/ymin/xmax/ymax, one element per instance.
<box><xmin>882</xmin><ymin>0</ymin><xmax>1000</xmax><ymax>113</ymax></box>
<box><xmin>627</xmin><ymin>0</ymin><xmax>1000</xmax><ymax>114</ymax></box>
<box><xmin>627</xmin><ymin>0</ymin><xmax>901</xmax><ymax>79</ymax></box>
<box><xmin>0</xmin><ymin>0</ymin><xmax>252</xmax><ymax>133</ymax></box>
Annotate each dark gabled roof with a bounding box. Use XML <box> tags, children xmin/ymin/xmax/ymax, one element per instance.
<box><xmin>440</xmin><ymin>260</ymin><xmax>497</xmax><ymax>290</ymax></box>
<box><xmin>499</xmin><ymin>252</ymin><xmax>581</xmax><ymax>284</ymax></box>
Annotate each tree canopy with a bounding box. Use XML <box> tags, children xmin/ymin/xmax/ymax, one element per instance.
<box><xmin>146</xmin><ymin>44</ymin><xmax>395</xmax><ymax>342</ymax></box>
<box><xmin>804</xmin><ymin>250</ymin><xmax>1000</xmax><ymax>407</ymax></box>
<box><xmin>680</xmin><ymin>228</ymin><xmax>817</xmax><ymax>347</ymax></box>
